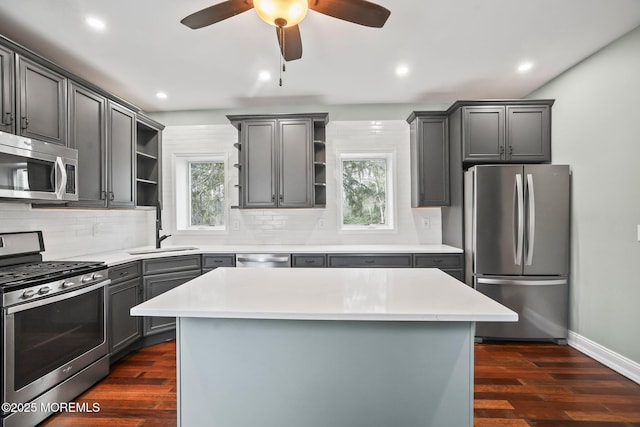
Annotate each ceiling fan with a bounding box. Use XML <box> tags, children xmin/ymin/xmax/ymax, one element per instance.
<box><xmin>180</xmin><ymin>0</ymin><xmax>391</xmax><ymax>61</ymax></box>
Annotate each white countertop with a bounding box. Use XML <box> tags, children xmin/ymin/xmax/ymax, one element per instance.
<box><xmin>130</xmin><ymin>267</ymin><xmax>517</xmax><ymax>322</ymax></box>
<box><xmin>63</xmin><ymin>244</ymin><xmax>462</xmax><ymax>266</ymax></box>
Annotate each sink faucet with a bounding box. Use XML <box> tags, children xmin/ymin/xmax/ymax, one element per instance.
<box><xmin>156</xmin><ymin>201</ymin><xmax>171</xmax><ymax>249</ymax></box>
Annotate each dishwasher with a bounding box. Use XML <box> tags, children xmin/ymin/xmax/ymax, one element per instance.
<box><xmin>235</xmin><ymin>253</ymin><xmax>291</xmax><ymax>268</ymax></box>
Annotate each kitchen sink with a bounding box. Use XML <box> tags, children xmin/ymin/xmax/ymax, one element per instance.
<box><xmin>128</xmin><ymin>246</ymin><xmax>199</xmax><ymax>255</ymax></box>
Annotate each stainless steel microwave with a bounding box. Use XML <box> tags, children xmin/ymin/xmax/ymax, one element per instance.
<box><xmin>0</xmin><ymin>132</ymin><xmax>78</xmax><ymax>202</ymax></box>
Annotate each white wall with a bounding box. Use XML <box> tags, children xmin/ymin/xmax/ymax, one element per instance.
<box><xmin>529</xmin><ymin>26</ymin><xmax>640</xmax><ymax>363</ymax></box>
<box><xmin>0</xmin><ymin>203</ymin><xmax>154</xmax><ymax>259</ymax></box>
<box><xmin>162</xmin><ymin>120</ymin><xmax>441</xmax><ymax>246</ymax></box>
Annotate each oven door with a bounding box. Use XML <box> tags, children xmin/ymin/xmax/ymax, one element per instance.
<box><xmin>2</xmin><ymin>281</ymin><xmax>108</xmax><ymax>408</ymax></box>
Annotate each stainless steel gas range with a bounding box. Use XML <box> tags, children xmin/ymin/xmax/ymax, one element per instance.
<box><xmin>0</xmin><ymin>231</ymin><xmax>110</xmax><ymax>427</ymax></box>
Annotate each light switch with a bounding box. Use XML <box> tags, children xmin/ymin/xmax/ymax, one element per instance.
<box><xmin>637</xmin><ymin>224</ymin><xmax>640</xmax><ymax>241</ymax></box>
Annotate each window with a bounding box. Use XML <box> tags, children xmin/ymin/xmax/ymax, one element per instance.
<box><xmin>175</xmin><ymin>155</ymin><xmax>226</xmax><ymax>231</ymax></box>
<box><xmin>340</xmin><ymin>152</ymin><xmax>394</xmax><ymax>230</ymax></box>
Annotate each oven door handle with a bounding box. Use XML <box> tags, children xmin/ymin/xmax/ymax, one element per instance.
<box><xmin>6</xmin><ymin>279</ymin><xmax>110</xmax><ymax>314</ymax></box>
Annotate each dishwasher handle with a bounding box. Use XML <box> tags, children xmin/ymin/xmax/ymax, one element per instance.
<box><xmin>235</xmin><ymin>254</ymin><xmax>291</xmax><ymax>267</ymax></box>
<box><xmin>237</xmin><ymin>256</ymin><xmax>289</xmax><ymax>263</ymax></box>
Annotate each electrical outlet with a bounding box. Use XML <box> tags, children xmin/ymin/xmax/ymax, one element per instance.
<box><xmin>318</xmin><ymin>219</ymin><xmax>325</xmax><ymax>229</ymax></box>
<box><xmin>422</xmin><ymin>218</ymin><xmax>431</xmax><ymax>229</ymax></box>
<box><xmin>232</xmin><ymin>221</ymin><xmax>240</xmax><ymax>231</ymax></box>
<box><xmin>637</xmin><ymin>224</ymin><xmax>640</xmax><ymax>241</ymax></box>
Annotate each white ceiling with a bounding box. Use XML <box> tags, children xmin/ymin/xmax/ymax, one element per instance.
<box><xmin>1</xmin><ymin>0</ymin><xmax>639</xmax><ymax>113</ymax></box>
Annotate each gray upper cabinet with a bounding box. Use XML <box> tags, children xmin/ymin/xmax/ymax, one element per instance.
<box><xmin>229</xmin><ymin>113</ymin><xmax>328</xmax><ymax>209</ymax></box>
<box><xmin>16</xmin><ymin>55</ymin><xmax>67</xmax><ymax>145</ymax></box>
<box><xmin>459</xmin><ymin>100</ymin><xmax>553</xmax><ymax>163</ymax></box>
<box><xmin>407</xmin><ymin>112</ymin><xmax>450</xmax><ymax>207</ymax></box>
<box><xmin>0</xmin><ymin>45</ymin><xmax>14</xmax><ymax>133</ymax></box>
<box><xmin>68</xmin><ymin>82</ymin><xmax>108</xmax><ymax>207</ymax></box>
<box><xmin>107</xmin><ymin>101</ymin><xmax>136</xmax><ymax>208</ymax></box>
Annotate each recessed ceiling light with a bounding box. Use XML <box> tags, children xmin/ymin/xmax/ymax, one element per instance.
<box><xmin>395</xmin><ymin>64</ymin><xmax>409</xmax><ymax>77</ymax></box>
<box><xmin>85</xmin><ymin>16</ymin><xmax>106</xmax><ymax>31</ymax></box>
<box><xmin>518</xmin><ymin>61</ymin><xmax>534</xmax><ymax>73</ymax></box>
<box><xmin>258</xmin><ymin>70</ymin><xmax>271</xmax><ymax>81</ymax></box>
<box><xmin>156</xmin><ymin>92</ymin><xmax>168</xmax><ymax>100</ymax></box>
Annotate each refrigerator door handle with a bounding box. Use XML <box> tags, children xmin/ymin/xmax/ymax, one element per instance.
<box><xmin>477</xmin><ymin>277</ymin><xmax>568</xmax><ymax>286</ymax></box>
<box><xmin>514</xmin><ymin>173</ymin><xmax>524</xmax><ymax>265</ymax></box>
<box><xmin>526</xmin><ymin>173</ymin><xmax>536</xmax><ymax>266</ymax></box>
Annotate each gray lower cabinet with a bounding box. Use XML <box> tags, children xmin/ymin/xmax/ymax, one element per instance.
<box><xmin>108</xmin><ymin>262</ymin><xmax>142</xmax><ymax>358</ymax></box>
<box><xmin>142</xmin><ymin>255</ymin><xmax>202</xmax><ymax>336</ymax></box>
<box><xmin>202</xmin><ymin>254</ymin><xmax>235</xmax><ymax>273</ymax></box>
<box><xmin>16</xmin><ymin>55</ymin><xmax>67</xmax><ymax>145</ymax></box>
<box><xmin>413</xmin><ymin>254</ymin><xmax>464</xmax><ymax>282</ymax></box>
<box><xmin>407</xmin><ymin>112</ymin><xmax>450</xmax><ymax>207</ymax></box>
<box><xmin>458</xmin><ymin>101</ymin><xmax>553</xmax><ymax>164</ymax></box>
<box><xmin>292</xmin><ymin>254</ymin><xmax>327</xmax><ymax>268</ymax></box>
<box><xmin>327</xmin><ymin>254</ymin><xmax>413</xmax><ymax>268</ymax></box>
<box><xmin>0</xmin><ymin>45</ymin><xmax>14</xmax><ymax>134</ymax></box>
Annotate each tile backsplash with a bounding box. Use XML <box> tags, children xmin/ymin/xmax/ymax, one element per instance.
<box><xmin>163</xmin><ymin>120</ymin><xmax>442</xmax><ymax>246</ymax></box>
<box><xmin>0</xmin><ymin>119</ymin><xmax>443</xmax><ymax>256</ymax></box>
<box><xmin>0</xmin><ymin>203</ymin><xmax>154</xmax><ymax>259</ymax></box>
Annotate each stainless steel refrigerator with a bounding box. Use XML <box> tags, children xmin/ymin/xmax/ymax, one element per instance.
<box><xmin>464</xmin><ymin>164</ymin><xmax>570</xmax><ymax>342</ymax></box>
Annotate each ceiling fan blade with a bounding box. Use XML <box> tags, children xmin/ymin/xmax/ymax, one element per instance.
<box><xmin>309</xmin><ymin>0</ymin><xmax>390</xmax><ymax>28</ymax></box>
<box><xmin>276</xmin><ymin>25</ymin><xmax>303</xmax><ymax>61</ymax></box>
<box><xmin>180</xmin><ymin>0</ymin><xmax>254</xmax><ymax>29</ymax></box>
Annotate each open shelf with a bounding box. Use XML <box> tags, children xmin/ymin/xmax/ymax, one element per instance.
<box><xmin>135</xmin><ymin>117</ymin><xmax>163</xmax><ymax>207</ymax></box>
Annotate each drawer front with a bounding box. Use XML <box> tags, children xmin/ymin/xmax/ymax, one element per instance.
<box><xmin>202</xmin><ymin>254</ymin><xmax>236</xmax><ymax>270</ymax></box>
<box><xmin>292</xmin><ymin>254</ymin><xmax>327</xmax><ymax>268</ymax></box>
<box><xmin>327</xmin><ymin>254</ymin><xmax>412</xmax><ymax>268</ymax></box>
<box><xmin>109</xmin><ymin>261</ymin><xmax>141</xmax><ymax>285</ymax></box>
<box><xmin>413</xmin><ymin>254</ymin><xmax>463</xmax><ymax>269</ymax></box>
<box><xmin>142</xmin><ymin>255</ymin><xmax>202</xmax><ymax>276</ymax></box>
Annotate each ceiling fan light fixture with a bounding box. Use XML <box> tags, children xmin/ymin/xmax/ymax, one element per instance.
<box><xmin>254</xmin><ymin>0</ymin><xmax>309</xmax><ymax>27</ymax></box>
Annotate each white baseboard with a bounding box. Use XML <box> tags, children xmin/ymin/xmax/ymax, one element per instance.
<box><xmin>568</xmin><ymin>330</ymin><xmax>640</xmax><ymax>384</ymax></box>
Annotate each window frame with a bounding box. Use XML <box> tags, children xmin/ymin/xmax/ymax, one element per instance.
<box><xmin>338</xmin><ymin>151</ymin><xmax>396</xmax><ymax>232</ymax></box>
<box><xmin>174</xmin><ymin>153</ymin><xmax>227</xmax><ymax>232</ymax></box>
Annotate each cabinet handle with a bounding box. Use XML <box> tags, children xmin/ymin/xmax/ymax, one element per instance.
<box><xmin>20</xmin><ymin>116</ymin><xmax>29</xmax><ymax>130</ymax></box>
<box><xmin>279</xmin><ymin>194</ymin><xmax>284</xmax><ymax>202</ymax></box>
<box><xmin>109</xmin><ymin>191</ymin><xmax>115</xmax><ymax>201</ymax></box>
<box><xmin>271</xmin><ymin>194</ymin><xmax>276</xmax><ymax>202</ymax></box>
<box><xmin>100</xmin><ymin>191</ymin><xmax>107</xmax><ymax>201</ymax></box>
<box><xmin>499</xmin><ymin>145</ymin><xmax>505</xmax><ymax>159</ymax></box>
<box><xmin>509</xmin><ymin>145</ymin><xmax>513</xmax><ymax>156</ymax></box>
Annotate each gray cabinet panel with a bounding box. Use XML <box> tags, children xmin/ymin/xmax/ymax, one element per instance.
<box><xmin>142</xmin><ymin>254</ymin><xmax>202</xmax><ymax>276</ymax></box>
<box><xmin>244</xmin><ymin>121</ymin><xmax>277</xmax><ymax>207</ymax></box>
<box><xmin>408</xmin><ymin>113</ymin><xmax>450</xmax><ymax>207</ymax></box>
<box><xmin>413</xmin><ymin>254</ymin><xmax>462</xmax><ymax>269</ymax></box>
<box><xmin>202</xmin><ymin>254</ymin><xmax>235</xmax><ymax>272</ymax></box>
<box><xmin>68</xmin><ymin>82</ymin><xmax>107</xmax><ymax>207</ymax></box>
<box><xmin>16</xmin><ymin>56</ymin><xmax>67</xmax><ymax>145</ymax></box>
<box><xmin>109</xmin><ymin>277</ymin><xmax>142</xmax><ymax>355</ymax></box>
<box><xmin>107</xmin><ymin>101</ymin><xmax>135</xmax><ymax>208</ymax></box>
<box><xmin>327</xmin><ymin>254</ymin><xmax>412</xmax><ymax>268</ymax></box>
<box><xmin>507</xmin><ymin>106</ymin><xmax>550</xmax><ymax>162</ymax></box>
<box><xmin>109</xmin><ymin>261</ymin><xmax>141</xmax><ymax>284</ymax></box>
<box><xmin>462</xmin><ymin>106</ymin><xmax>505</xmax><ymax>162</ymax></box>
<box><xmin>143</xmin><ymin>270</ymin><xmax>201</xmax><ymax>335</ymax></box>
<box><xmin>279</xmin><ymin>119</ymin><xmax>312</xmax><ymax>207</ymax></box>
<box><xmin>0</xmin><ymin>45</ymin><xmax>14</xmax><ymax>133</ymax></box>
<box><xmin>292</xmin><ymin>254</ymin><xmax>327</xmax><ymax>268</ymax></box>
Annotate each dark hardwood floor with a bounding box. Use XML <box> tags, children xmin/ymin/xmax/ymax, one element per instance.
<box><xmin>42</xmin><ymin>341</ymin><xmax>640</xmax><ymax>426</ymax></box>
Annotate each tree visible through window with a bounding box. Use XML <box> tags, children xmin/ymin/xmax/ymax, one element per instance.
<box><xmin>342</xmin><ymin>158</ymin><xmax>388</xmax><ymax>226</ymax></box>
<box><xmin>190</xmin><ymin>161</ymin><xmax>224</xmax><ymax>227</ymax></box>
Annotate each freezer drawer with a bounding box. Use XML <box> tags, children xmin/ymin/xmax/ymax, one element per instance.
<box><xmin>475</xmin><ymin>277</ymin><xmax>568</xmax><ymax>342</ymax></box>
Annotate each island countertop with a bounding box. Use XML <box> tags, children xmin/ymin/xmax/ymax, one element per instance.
<box><xmin>131</xmin><ymin>267</ymin><xmax>517</xmax><ymax>322</ymax></box>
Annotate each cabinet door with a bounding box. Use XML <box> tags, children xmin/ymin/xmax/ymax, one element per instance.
<box><xmin>278</xmin><ymin>119</ymin><xmax>313</xmax><ymax>207</ymax></box>
<box><xmin>462</xmin><ymin>106</ymin><xmax>505</xmax><ymax>162</ymax></box>
<box><xmin>415</xmin><ymin>117</ymin><xmax>449</xmax><ymax>206</ymax></box>
<box><xmin>109</xmin><ymin>277</ymin><xmax>142</xmax><ymax>355</ymax></box>
<box><xmin>68</xmin><ymin>82</ymin><xmax>108</xmax><ymax>207</ymax></box>
<box><xmin>243</xmin><ymin>121</ymin><xmax>277</xmax><ymax>208</ymax></box>
<box><xmin>0</xmin><ymin>45</ymin><xmax>14</xmax><ymax>133</ymax></box>
<box><xmin>143</xmin><ymin>270</ymin><xmax>201</xmax><ymax>335</ymax></box>
<box><xmin>16</xmin><ymin>56</ymin><xmax>67</xmax><ymax>145</ymax></box>
<box><xmin>506</xmin><ymin>106</ymin><xmax>550</xmax><ymax>162</ymax></box>
<box><xmin>107</xmin><ymin>101</ymin><xmax>136</xmax><ymax>208</ymax></box>
<box><xmin>327</xmin><ymin>254</ymin><xmax>413</xmax><ymax>268</ymax></box>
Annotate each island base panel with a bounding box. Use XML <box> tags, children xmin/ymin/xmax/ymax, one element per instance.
<box><xmin>177</xmin><ymin>318</ymin><xmax>474</xmax><ymax>427</ymax></box>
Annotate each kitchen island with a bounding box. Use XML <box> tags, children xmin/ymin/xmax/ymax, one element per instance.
<box><xmin>131</xmin><ymin>267</ymin><xmax>516</xmax><ymax>427</ymax></box>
